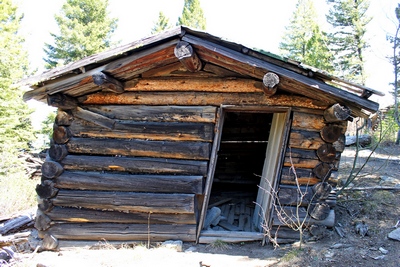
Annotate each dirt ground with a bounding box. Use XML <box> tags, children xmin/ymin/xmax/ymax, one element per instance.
<box><xmin>4</xmin><ymin>144</ymin><xmax>400</xmax><ymax>267</ymax></box>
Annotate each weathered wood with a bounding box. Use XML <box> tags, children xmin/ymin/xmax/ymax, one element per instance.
<box><xmin>277</xmin><ymin>185</ymin><xmax>336</xmax><ymax>208</ymax></box>
<box><xmin>37</xmin><ymin>198</ymin><xmax>54</xmax><ymax>213</ymax></box>
<box><xmin>345</xmin><ymin>134</ymin><xmax>372</xmax><ymax>147</ymax></box>
<box><xmin>0</xmin><ymin>212</ymin><xmax>34</xmax><ymax>235</ymax></box>
<box><xmin>72</xmin><ymin>106</ymin><xmax>116</xmax><ymax>130</ymax></box>
<box><xmin>41</xmin><ymin>160</ymin><xmax>64</xmax><ymax>179</ymax></box>
<box><xmin>262</xmin><ymin>72</ymin><xmax>279</xmax><ymax>96</ymax></box>
<box><xmin>289</xmin><ymin>130</ymin><xmax>325</xmax><ymax>150</ymax></box>
<box><xmin>324</xmin><ymin>103</ymin><xmax>351</xmax><ymax>122</ymax></box>
<box><xmin>53</xmin><ymin>125</ymin><xmax>71</xmax><ymax>144</ymax></box>
<box><xmin>198</xmin><ymin>231</ymin><xmax>263</xmax><ymax>244</ymax></box>
<box><xmin>55</xmin><ymin>110</ymin><xmax>73</xmax><ymax>126</ymax></box>
<box><xmin>61</xmin><ymin>155</ymin><xmax>208</xmax><ymax>175</ymax></box>
<box><xmin>36</xmin><ymin>180</ymin><xmax>59</xmax><ymax>199</ymax></box>
<box><xmin>313</xmin><ymin>162</ymin><xmax>333</xmax><ymax>181</ymax></box>
<box><xmin>48</xmin><ymin>144</ymin><xmax>68</xmax><ymax>162</ymax></box>
<box><xmin>52</xmin><ymin>190</ymin><xmax>195</xmax><ymax>214</ymax></box>
<box><xmin>92</xmin><ymin>72</ymin><xmax>124</xmax><ymax>93</ymax></box>
<box><xmin>55</xmin><ymin>171</ymin><xmax>203</xmax><ymax>194</ymax></box>
<box><xmin>332</xmin><ymin>134</ymin><xmax>346</xmax><ymax>152</ymax></box>
<box><xmin>42</xmin><ymin>234</ymin><xmax>59</xmax><ymax>251</ymax></box>
<box><xmin>81</xmin><ymin>92</ymin><xmax>327</xmax><ymax>110</ymax></box>
<box><xmin>312</xmin><ymin>182</ymin><xmax>333</xmax><ymax>201</ymax></box>
<box><xmin>308</xmin><ymin>203</ymin><xmax>331</xmax><ymax>220</ymax></box>
<box><xmin>174</xmin><ymin>41</ymin><xmax>202</xmax><ymax>72</ymax></box>
<box><xmin>316</xmin><ymin>144</ymin><xmax>337</xmax><ymax>163</ymax></box>
<box><xmin>280</xmin><ymin>167</ymin><xmax>321</xmax><ymax>185</ymax></box>
<box><xmin>46</xmin><ymin>207</ymin><xmax>196</xmax><ymax>224</ymax></box>
<box><xmin>69</xmin><ymin>118</ymin><xmax>214</xmax><ymax>142</ymax></box>
<box><xmin>320</xmin><ymin>124</ymin><xmax>342</xmax><ymax>143</ymax></box>
<box><xmin>292</xmin><ymin>112</ymin><xmax>326</xmax><ymax>131</ymax></box>
<box><xmin>34</xmin><ymin>210</ymin><xmax>52</xmax><ymax>231</ymax></box>
<box><xmin>0</xmin><ymin>231</ymin><xmax>31</xmax><ymax>247</ymax></box>
<box><xmin>47</xmin><ymin>94</ymin><xmax>78</xmax><ymax>109</ymax></box>
<box><xmin>84</xmin><ymin>105</ymin><xmax>217</xmax><ymax>123</ymax></box>
<box><xmin>66</xmin><ymin>137</ymin><xmax>210</xmax><ymax>160</ymax></box>
<box><xmin>40</xmin><ymin>223</ymin><xmax>196</xmax><ymax>242</ymax></box>
<box><xmin>283</xmin><ymin>157</ymin><xmax>320</xmax><ymax>169</ymax></box>
<box><xmin>272</xmin><ymin>209</ymin><xmax>335</xmax><ymax>227</ymax></box>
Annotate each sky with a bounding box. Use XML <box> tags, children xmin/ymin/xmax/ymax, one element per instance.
<box><xmin>16</xmin><ymin>0</ymin><xmax>400</xmax><ymax>119</ymax></box>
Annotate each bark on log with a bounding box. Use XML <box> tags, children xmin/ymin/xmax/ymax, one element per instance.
<box><xmin>92</xmin><ymin>72</ymin><xmax>124</xmax><ymax>93</ymax></box>
<box><xmin>41</xmin><ymin>161</ymin><xmax>64</xmax><ymax>179</ymax></box>
<box><xmin>72</xmin><ymin>106</ymin><xmax>116</xmax><ymax>130</ymax></box>
<box><xmin>174</xmin><ymin>41</ymin><xmax>202</xmax><ymax>72</ymax></box>
<box><xmin>262</xmin><ymin>72</ymin><xmax>279</xmax><ymax>96</ymax></box>
<box><xmin>324</xmin><ymin>104</ymin><xmax>351</xmax><ymax>122</ymax></box>
<box><xmin>69</xmin><ymin>118</ymin><xmax>214</xmax><ymax>142</ymax></box>
<box><xmin>40</xmin><ymin>223</ymin><xmax>196</xmax><ymax>242</ymax></box>
<box><xmin>61</xmin><ymin>155</ymin><xmax>208</xmax><ymax>175</ymax></box>
<box><xmin>55</xmin><ymin>171</ymin><xmax>203</xmax><ymax>194</ymax></box>
<box><xmin>46</xmin><ymin>207</ymin><xmax>196</xmax><ymax>224</ymax></box>
<box><xmin>53</xmin><ymin>125</ymin><xmax>71</xmax><ymax>144</ymax></box>
<box><xmin>48</xmin><ymin>144</ymin><xmax>68</xmax><ymax>162</ymax></box>
<box><xmin>36</xmin><ymin>180</ymin><xmax>59</xmax><ymax>199</ymax></box>
<box><xmin>47</xmin><ymin>94</ymin><xmax>78</xmax><ymax>110</ymax></box>
<box><xmin>312</xmin><ymin>182</ymin><xmax>333</xmax><ymax>201</ymax></box>
<box><xmin>85</xmin><ymin>105</ymin><xmax>217</xmax><ymax>123</ymax></box>
<box><xmin>313</xmin><ymin>162</ymin><xmax>333</xmax><ymax>181</ymax></box>
<box><xmin>55</xmin><ymin>110</ymin><xmax>74</xmax><ymax>126</ymax></box>
<box><xmin>308</xmin><ymin>203</ymin><xmax>331</xmax><ymax>220</ymax></box>
<box><xmin>316</xmin><ymin>144</ymin><xmax>337</xmax><ymax>163</ymax></box>
<box><xmin>320</xmin><ymin>124</ymin><xmax>342</xmax><ymax>143</ymax></box>
<box><xmin>66</xmin><ymin>137</ymin><xmax>210</xmax><ymax>160</ymax></box>
<box><xmin>52</xmin><ymin>190</ymin><xmax>195</xmax><ymax>214</ymax></box>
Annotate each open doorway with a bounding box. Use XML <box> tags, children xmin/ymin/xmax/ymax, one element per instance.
<box><xmin>205</xmin><ymin>111</ymin><xmax>273</xmax><ymax>233</ymax></box>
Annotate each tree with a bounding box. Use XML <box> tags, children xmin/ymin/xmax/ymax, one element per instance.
<box><xmin>177</xmin><ymin>0</ymin><xmax>206</xmax><ymax>30</ymax></box>
<box><xmin>0</xmin><ymin>0</ymin><xmax>35</xmax><ymax>172</ymax></box>
<box><xmin>43</xmin><ymin>0</ymin><xmax>118</xmax><ymax>69</ymax></box>
<box><xmin>326</xmin><ymin>0</ymin><xmax>371</xmax><ymax>85</ymax></box>
<box><xmin>279</xmin><ymin>0</ymin><xmax>333</xmax><ymax>72</ymax></box>
<box><xmin>388</xmin><ymin>4</ymin><xmax>400</xmax><ymax>144</ymax></box>
<box><xmin>151</xmin><ymin>11</ymin><xmax>172</xmax><ymax>34</ymax></box>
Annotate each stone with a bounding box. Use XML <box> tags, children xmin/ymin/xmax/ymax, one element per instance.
<box><xmin>388</xmin><ymin>228</ymin><xmax>400</xmax><ymax>241</ymax></box>
<box><xmin>161</xmin><ymin>240</ymin><xmax>183</xmax><ymax>252</ymax></box>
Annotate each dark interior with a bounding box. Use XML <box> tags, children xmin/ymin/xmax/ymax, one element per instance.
<box><xmin>207</xmin><ymin>111</ymin><xmax>273</xmax><ymax>232</ymax></box>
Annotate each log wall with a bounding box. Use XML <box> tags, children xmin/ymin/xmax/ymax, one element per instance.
<box><xmin>36</xmin><ymin>105</ymin><xmax>217</xmax><ymax>245</ymax></box>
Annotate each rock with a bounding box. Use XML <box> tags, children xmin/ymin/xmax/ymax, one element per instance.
<box><xmin>355</xmin><ymin>222</ymin><xmax>368</xmax><ymax>237</ymax></box>
<box><xmin>185</xmin><ymin>246</ymin><xmax>197</xmax><ymax>253</ymax></box>
<box><xmin>379</xmin><ymin>176</ymin><xmax>399</xmax><ymax>186</ymax></box>
<box><xmin>388</xmin><ymin>228</ymin><xmax>400</xmax><ymax>241</ymax></box>
<box><xmin>0</xmin><ymin>250</ymin><xmax>10</xmax><ymax>261</ymax></box>
<box><xmin>379</xmin><ymin>247</ymin><xmax>388</xmax><ymax>254</ymax></box>
<box><xmin>161</xmin><ymin>240</ymin><xmax>183</xmax><ymax>252</ymax></box>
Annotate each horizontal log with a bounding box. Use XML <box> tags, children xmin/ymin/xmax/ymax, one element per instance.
<box><xmin>292</xmin><ymin>112</ymin><xmax>326</xmax><ymax>131</ymax></box>
<box><xmin>61</xmin><ymin>155</ymin><xmax>208</xmax><ymax>175</ymax></box>
<box><xmin>272</xmin><ymin>209</ymin><xmax>335</xmax><ymax>228</ymax></box>
<box><xmin>320</xmin><ymin>124</ymin><xmax>343</xmax><ymax>143</ymax></box>
<box><xmin>289</xmin><ymin>130</ymin><xmax>325</xmax><ymax>150</ymax></box>
<box><xmin>280</xmin><ymin>167</ymin><xmax>321</xmax><ymax>185</ymax></box>
<box><xmin>0</xmin><ymin>212</ymin><xmax>34</xmax><ymax>235</ymax></box>
<box><xmin>69</xmin><ymin>118</ymin><xmax>214</xmax><ymax>142</ymax></box>
<box><xmin>84</xmin><ymin>105</ymin><xmax>217</xmax><ymax>123</ymax></box>
<box><xmin>40</xmin><ymin>223</ymin><xmax>196</xmax><ymax>242</ymax></box>
<box><xmin>41</xmin><ymin>161</ymin><xmax>64</xmax><ymax>179</ymax></box>
<box><xmin>47</xmin><ymin>94</ymin><xmax>78</xmax><ymax>110</ymax></box>
<box><xmin>53</xmin><ymin>125</ymin><xmax>71</xmax><ymax>144</ymax></box>
<box><xmin>81</xmin><ymin>92</ymin><xmax>327</xmax><ymax>110</ymax></box>
<box><xmin>66</xmin><ymin>137</ymin><xmax>210</xmax><ymax>160</ymax></box>
<box><xmin>198</xmin><ymin>231</ymin><xmax>263</xmax><ymax>244</ymax></box>
<box><xmin>36</xmin><ymin>180</ymin><xmax>59</xmax><ymax>199</ymax></box>
<box><xmin>55</xmin><ymin>110</ymin><xmax>73</xmax><ymax>126</ymax></box>
<box><xmin>46</xmin><ymin>207</ymin><xmax>196</xmax><ymax>224</ymax></box>
<box><xmin>316</xmin><ymin>144</ymin><xmax>337</xmax><ymax>163</ymax></box>
<box><xmin>277</xmin><ymin>186</ymin><xmax>336</xmax><ymax>207</ymax></box>
<box><xmin>72</xmin><ymin>106</ymin><xmax>116</xmax><ymax>130</ymax></box>
<box><xmin>283</xmin><ymin>158</ymin><xmax>320</xmax><ymax>169</ymax></box>
<box><xmin>55</xmin><ymin>171</ymin><xmax>203</xmax><ymax>194</ymax></box>
<box><xmin>48</xmin><ymin>144</ymin><xmax>68</xmax><ymax>162</ymax></box>
<box><xmin>125</xmin><ymin>77</ymin><xmax>261</xmax><ymax>93</ymax></box>
<box><xmin>52</xmin><ymin>190</ymin><xmax>196</xmax><ymax>214</ymax></box>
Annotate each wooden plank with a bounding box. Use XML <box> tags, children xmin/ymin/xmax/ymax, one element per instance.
<box><xmin>198</xmin><ymin>230</ymin><xmax>263</xmax><ymax>243</ymax></box>
<box><xmin>55</xmin><ymin>171</ymin><xmax>203</xmax><ymax>194</ymax></box>
<box><xmin>46</xmin><ymin>207</ymin><xmax>196</xmax><ymax>224</ymax></box>
<box><xmin>61</xmin><ymin>155</ymin><xmax>208</xmax><ymax>175</ymax></box>
<box><xmin>69</xmin><ymin>118</ymin><xmax>214</xmax><ymax>142</ymax></box>
<box><xmin>81</xmin><ymin>92</ymin><xmax>328</xmax><ymax>110</ymax></box>
<box><xmin>52</xmin><ymin>190</ymin><xmax>195</xmax><ymax>214</ymax></box>
<box><xmin>124</xmin><ymin>77</ymin><xmax>262</xmax><ymax>93</ymax></box>
<box><xmin>84</xmin><ymin>105</ymin><xmax>217</xmax><ymax>123</ymax></box>
<box><xmin>72</xmin><ymin>107</ymin><xmax>116</xmax><ymax>129</ymax></box>
<box><xmin>40</xmin><ymin>223</ymin><xmax>196</xmax><ymax>242</ymax></box>
<box><xmin>66</xmin><ymin>137</ymin><xmax>211</xmax><ymax>160</ymax></box>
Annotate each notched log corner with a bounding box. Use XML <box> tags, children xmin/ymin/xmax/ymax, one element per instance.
<box><xmin>92</xmin><ymin>72</ymin><xmax>124</xmax><ymax>94</ymax></box>
<box><xmin>262</xmin><ymin>72</ymin><xmax>279</xmax><ymax>96</ymax></box>
<box><xmin>174</xmin><ymin>41</ymin><xmax>203</xmax><ymax>72</ymax></box>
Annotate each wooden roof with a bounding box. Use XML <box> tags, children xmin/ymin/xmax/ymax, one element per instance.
<box><xmin>20</xmin><ymin>26</ymin><xmax>382</xmax><ymax>118</ymax></box>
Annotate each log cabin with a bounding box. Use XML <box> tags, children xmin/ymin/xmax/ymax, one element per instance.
<box><xmin>20</xmin><ymin>26</ymin><xmax>382</xmax><ymax>249</ymax></box>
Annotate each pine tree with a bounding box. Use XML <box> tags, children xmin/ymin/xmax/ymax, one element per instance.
<box><xmin>326</xmin><ymin>0</ymin><xmax>371</xmax><ymax>85</ymax></box>
<box><xmin>43</xmin><ymin>0</ymin><xmax>118</xmax><ymax>69</ymax></box>
<box><xmin>279</xmin><ymin>0</ymin><xmax>333</xmax><ymax>72</ymax></box>
<box><xmin>177</xmin><ymin>0</ymin><xmax>206</xmax><ymax>30</ymax></box>
<box><xmin>0</xmin><ymin>0</ymin><xmax>35</xmax><ymax>172</ymax></box>
<box><xmin>151</xmin><ymin>11</ymin><xmax>172</xmax><ymax>34</ymax></box>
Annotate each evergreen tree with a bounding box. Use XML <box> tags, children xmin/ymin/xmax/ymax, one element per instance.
<box><xmin>279</xmin><ymin>0</ymin><xmax>333</xmax><ymax>72</ymax></box>
<box><xmin>44</xmin><ymin>0</ymin><xmax>118</xmax><ymax>69</ymax></box>
<box><xmin>0</xmin><ymin>0</ymin><xmax>35</xmax><ymax>172</ymax></box>
<box><xmin>151</xmin><ymin>11</ymin><xmax>172</xmax><ymax>34</ymax></box>
<box><xmin>326</xmin><ymin>0</ymin><xmax>371</xmax><ymax>85</ymax></box>
<box><xmin>177</xmin><ymin>0</ymin><xmax>206</xmax><ymax>30</ymax></box>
